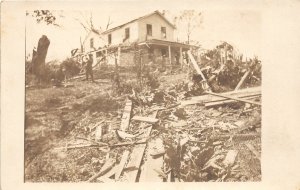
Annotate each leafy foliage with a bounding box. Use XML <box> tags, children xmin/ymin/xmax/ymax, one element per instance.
<box><xmin>27</xmin><ymin>10</ymin><xmax>60</xmax><ymax>26</ymax></box>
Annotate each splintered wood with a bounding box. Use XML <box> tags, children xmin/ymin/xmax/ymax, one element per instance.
<box><xmin>120</xmin><ymin>100</ymin><xmax>132</xmax><ymax>131</ymax></box>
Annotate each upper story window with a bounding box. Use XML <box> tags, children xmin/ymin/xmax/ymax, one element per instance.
<box><xmin>125</xmin><ymin>27</ymin><xmax>130</xmax><ymax>40</ymax></box>
<box><xmin>108</xmin><ymin>34</ymin><xmax>112</xmax><ymax>45</ymax></box>
<box><xmin>90</xmin><ymin>38</ymin><xmax>94</xmax><ymax>48</ymax></box>
<box><xmin>161</xmin><ymin>27</ymin><xmax>167</xmax><ymax>39</ymax></box>
<box><xmin>147</xmin><ymin>24</ymin><xmax>152</xmax><ymax>36</ymax></box>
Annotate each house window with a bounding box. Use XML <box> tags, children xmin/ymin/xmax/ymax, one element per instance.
<box><xmin>125</xmin><ymin>27</ymin><xmax>130</xmax><ymax>40</ymax></box>
<box><xmin>147</xmin><ymin>24</ymin><xmax>152</xmax><ymax>36</ymax></box>
<box><xmin>90</xmin><ymin>38</ymin><xmax>94</xmax><ymax>48</ymax></box>
<box><xmin>161</xmin><ymin>27</ymin><xmax>166</xmax><ymax>39</ymax></box>
<box><xmin>108</xmin><ymin>34</ymin><xmax>112</xmax><ymax>45</ymax></box>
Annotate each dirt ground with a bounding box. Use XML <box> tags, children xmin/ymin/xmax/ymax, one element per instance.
<box><xmin>25</xmin><ymin>72</ymin><xmax>261</xmax><ymax>182</ymax></box>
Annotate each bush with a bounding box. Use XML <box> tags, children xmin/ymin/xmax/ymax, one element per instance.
<box><xmin>61</xmin><ymin>58</ymin><xmax>81</xmax><ymax>79</ymax></box>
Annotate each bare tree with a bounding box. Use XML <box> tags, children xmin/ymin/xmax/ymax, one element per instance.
<box><xmin>177</xmin><ymin>10</ymin><xmax>203</xmax><ymax>44</ymax></box>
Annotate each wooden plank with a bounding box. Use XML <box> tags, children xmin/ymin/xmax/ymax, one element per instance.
<box><xmin>95</xmin><ymin>125</ymin><xmax>102</xmax><ymax>141</ymax></box>
<box><xmin>123</xmin><ymin>111</ymin><xmax>158</xmax><ymax>182</ymax></box>
<box><xmin>182</xmin><ymin>94</ymin><xmax>260</xmax><ymax>106</ymax></box>
<box><xmin>187</xmin><ymin>50</ymin><xmax>206</xmax><ymax>80</ymax></box>
<box><xmin>180</xmin><ymin>87</ymin><xmax>261</xmax><ymax>106</ymax></box>
<box><xmin>191</xmin><ymin>87</ymin><xmax>261</xmax><ymax>101</ymax></box>
<box><xmin>120</xmin><ymin>99</ymin><xmax>133</xmax><ymax>131</ymax></box>
<box><xmin>87</xmin><ymin>158</ymin><xmax>115</xmax><ymax>182</ymax></box>
<box><xmin>125</xmin><ymin>144</ymin><xmax>147</xmax><ymax>182</ymax></box>
<box><xmin>139</xmin><ymin>138</ymin><xmax>164</xmax><ymax>182</ymax></box>
<box><xmin>235</xmin><ymin>70</ymin><xmax>250</xmax><ymax>91</ymax></box>
<box><xmin>131</xmin><ymin>116</ymin><xmax>159</xmax><ymax>124</ymax></box>
<box><xmin>115</xmin><ymin>150</ymin><xmax>130</xmax><ymax>180</ymax></box>
<box><xmin>187</xmin><ymin>50</ymin><xmax>211</xmax><ymax>91</ymax></box>
<box><xmin>192</xmin><ymin>87</ymin><xmax>261</xmax><ymax>101</ymax></box>
<box><xmin>182</xmin><ymin>93</ymin><xmax>260</xmax><ymax>107</ymax></box>
<box><xmin>205</xmin><ymin>95</ymin><xmax>261</xmax><ymax>107</ymax></box>
<box><xmin>206</xmin><ymin>91</ymin><xmax>261</xmax><ymax>106</ymax></box>
<box><xmin>223</xmin><ymin>150</ymin><xmax>238</xmax><ymax>166</ymax></box>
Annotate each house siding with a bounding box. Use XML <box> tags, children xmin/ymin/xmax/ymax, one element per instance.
<box><xmin>137</xmin><ymin>14</ymin><xmax>174</xmax><ymax>42</ymax></box>
<box><xmin>104</xmin><ymin>22</ymin><xmax>139</xmax><ymax>46</ymax></box>
<box><xmin>83</xmin><ymin>32</ymin><xmax>106</xmax><ymax>53</ymax></box>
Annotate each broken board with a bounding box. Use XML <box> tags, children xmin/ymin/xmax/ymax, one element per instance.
<box><xmin>115</xmin><ymin>150</ymin><xmax>130</xmax><ymax>180</ymax></box>
<box><xmin>223</xmin><ymin>150</ymin><xmax>238</xmax><ymax>167</ymax></box>
<box><xmin>181</xmin><ymin>87</ymin><xmax>261</xmax><ymax>106</ymax></box>
<box><xmin>131</xmin><ymin>116</ymin><xmax>159</xmax><ymax>124</ymax></box>
<box><xmin>123</xmin><ymin>111</ymin><xmax>158</xmax><ymax>182</ymax></box>
<box><xmin>205</xmin><ymin>95</ymin><xmax>261</xmax><ymax>107</ymax></box>
<box><xmin>120</xmin><ymin>99</ymin><xmax>133</xmax><ymax>131</ymax></box>
<box><xmin>139</xmin><ymin>137</ymin><xmax>164</xmax><ymax>182</ymax></box>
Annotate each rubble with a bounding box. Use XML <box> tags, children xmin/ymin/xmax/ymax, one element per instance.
<box><xmin>25</xmin><ymin>42</ymin><xmax>262</xmax><ymax>182</ymax></box>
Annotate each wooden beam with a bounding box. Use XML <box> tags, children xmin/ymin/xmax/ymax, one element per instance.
<box><xmin>131</xmin><ymin>116</ymin><xmax>159</xmax><ymax>124</ymax></box>
<box><xmin>187</xmin><ymin>50</ymin><xmax>207</xmax><ymax>81</ymax></box>
<box><xmin>235</xmin><ymin>70</ymin><xmax>250</xmax><ymax>91</ymax></box>
<box><xmin>187</xmin><ymin>50</ymin><xmax>211</xmax><ymax>91</ymax></box>
<box><xmin>205</xmin><ymin>95</ymin><xmax>261</xmax><ymax>107</ymax></box>
<box><xmin>120</xmin><ymin>99</ymin><xmax>133</xmax><ymax>131</ymax></box>
<box><xmin>115</xmin><ymin>150</ymin><xmax>130</xmax><ymax>180</ymax></box>
<box><xmin>180</xmin><ymin>87</ymin><xmax>261</xmax><ymax>106</ymax></box>
<box><xmin>206</xmin><ymin>91</ymin><xmax>261</xmax><ymax>106</ymax></box>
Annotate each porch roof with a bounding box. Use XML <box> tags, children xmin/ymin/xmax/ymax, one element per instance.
<box><xmin>138</xmin><ymin>39</ymin><xmax>199</xmax><ymax>49</ymax></box>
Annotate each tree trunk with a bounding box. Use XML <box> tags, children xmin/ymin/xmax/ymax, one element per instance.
<box><xmin>31</xmin><ymin>35</ymin><xmax>50</xmax><ymax>81</ymax></box>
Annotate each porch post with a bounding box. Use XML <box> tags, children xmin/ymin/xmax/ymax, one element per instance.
<box><xmin>105</xmin><ymin>49</ymin><xmax>108</xmax><ymax>64</ymax></box>
<box><xmin>180</xmin><ymin>47</ymin><xmax>183</xmax><ymax>68</ymax></box>
<box><xmin>118</xmin><ymin>46</ymin><xmax>121</xmax><ymax>65</ymax></box>
<box><xmin>168</xmin><ymin>45</ymin><xmax>171</xmax><ymax>65</ymax></box>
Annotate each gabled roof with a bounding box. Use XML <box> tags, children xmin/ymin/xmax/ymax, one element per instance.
<box><xmin>102</xmin><ymin>10</ymin><xmax>176</xmax><ymax>34</ymax></box>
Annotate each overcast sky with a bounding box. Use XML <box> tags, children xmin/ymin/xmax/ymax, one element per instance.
<box><xmin>26</xmin><ymin>9</ymin><xmax>261</xmax><ymax>62</ymax></box>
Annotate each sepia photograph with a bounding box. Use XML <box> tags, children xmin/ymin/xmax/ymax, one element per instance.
<box><xmin>24</xmin><ymin>8</ymin><xmax>262</xmax><ymax>182</ymax></box>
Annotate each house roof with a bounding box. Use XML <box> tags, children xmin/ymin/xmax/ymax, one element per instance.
<box><xmin>102</xmin><ymin>10</ymin><xmax>176</xmax><ymax>34</ymax></box>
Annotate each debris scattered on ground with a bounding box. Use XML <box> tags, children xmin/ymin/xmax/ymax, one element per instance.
<box><xmin>25</xmin><ymin>43</ymin><xmax>261</xmax><ymax>182</ymax></box>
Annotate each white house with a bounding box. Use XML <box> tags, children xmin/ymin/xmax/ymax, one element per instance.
<box><xmin>76</xmin><ymin>11</ymin><xmax>198</xmax><ymax>67</ymax></box>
